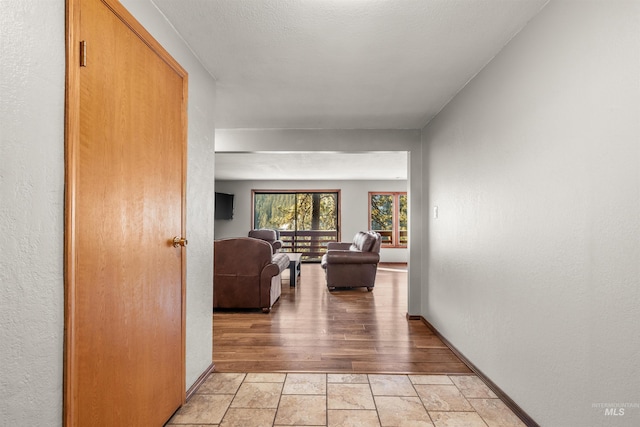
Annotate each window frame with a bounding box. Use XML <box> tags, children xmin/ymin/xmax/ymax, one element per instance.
<box><xmin>251</xmin><ymin>189</ymin><xmax>342</xmax><ymax>260</ymax></box>
<box><xmin>368</xmin><ymin>191</ymin><xmax>408</xmax><ymax>248</ymax></box>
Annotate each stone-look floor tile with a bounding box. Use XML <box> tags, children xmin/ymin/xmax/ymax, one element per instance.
<box><xmin>328</xmin><ymin>409</ymin><xmax>380</xmax><ymax>427</ymax></box>
<box><xmin>368</xmin><ymin>374</ymin><xmax>416</xmax><ymax>396</ymax></box>
<box><xmin>374</xmin><ymin>396</ymin><xmax>434</xmax><ymax>427</ymax></box>
<box><xmin>430</xmin><ymin>411</ymin><xmax>488</xmax><ymax>427</ymax></box>
<box><xmin>415</xmin><ymin>385</ymin><xmax>473</xmax><ymax>411</ymax></box>
<box><xmin>244</xmin><ymin>372</ymin><xmax>287</xmax><ymax>383</ymax></box>
<box><xmin>165</xmin><ymin>425</ymin><xmax>219</xmax><ymax>427</ymax></box>
<box><xmin>409</xmin><ymin>375</ymin><xmax>454</xmax><ymax>385</ymax></box>
<box><xmin>328</xmin><ymin>383</ymin><xmax>376</xmax><ymax>410</ymax></box>
<box><xmin>328</xmin><ymin>373</ymin><xmax>369</xmax><ymax>384</ymax></box>
<box><xmin>168</xmin><ymin>394</ymin><xmax>233</xmax><ymax>425</ymax></box>
<box><xmin>245</xmin><ymin>373</ymin><xmax>287</xmax><ymax>383</ymax></box>
<box><xmin>220</xmin><ymin>408</ymin><xmax>277</xmax><ymax>427</ymax></box>
<box><xmin>274</xmin><ymin>395</ymin><xmax>327</xmax><ymax>425</ymax></box>
<box><xmin>231</xmin><ymin>382</ymin><xmax>283</xmax><ymax>408</ymax></box>
<box><xmin>450</xmin><ymin>376</ymin><xmax>497</xmax><ymax>399</ymax></box>
<box><xmin>469</xmin><ymin>398</ymin><xmax>526</xmax><ymax>427</ymax></box>
<box><xmin>198</xmin><ymin>372</ymin><xmax>246</xmax><ymax>394</ymax></box>
<box><xmin>164</xmin><ymin>423</ymin><xmax>218</xmax><ymax>427</ymax></box>
<box><xmin>283</xmin><ymin>373</ymin><xmax>327</xmax><ymax>395</ymax></box>
<box><xmin>172</xmin><ymin>372</ymin><xmax>524</xmax><ymax>427</ymax></box>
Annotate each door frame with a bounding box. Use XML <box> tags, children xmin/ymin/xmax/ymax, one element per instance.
<box><xmin>64</xmin><ymin>0</ymin><xmax>188</xmax><ymax>424</ymax></box>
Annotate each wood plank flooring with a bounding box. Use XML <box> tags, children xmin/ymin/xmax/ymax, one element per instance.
<box><xmin>212</xmin><ymin>263</ymin><xmax>471</xmax><ymax>375</ymax></box>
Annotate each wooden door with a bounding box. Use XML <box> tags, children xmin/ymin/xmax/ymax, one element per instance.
<box><xmin>65</xmin><ymin>0</ymin><xmax>188</xmax><ymax>425</ymax></box>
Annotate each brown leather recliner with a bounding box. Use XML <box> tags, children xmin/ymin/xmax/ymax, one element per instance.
<box><xmin>248</xmin><ymin>229</ymin><xmax>283</xmax><ymax>254</ymax></box>
<box><xmin>320</xmin><ymin>231</ymin><xmax>382</xmax><ymax>291</ymax></box>
<box><xmin>214</xmin><ymin>237</ymin><xmax>289</xmax><ymax>313</ymax></box>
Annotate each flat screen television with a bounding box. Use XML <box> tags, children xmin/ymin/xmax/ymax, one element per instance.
<box><xmin>214</xmin><ymin>192</ymin><xmax>234</xmax><ymax>220</ymax></box>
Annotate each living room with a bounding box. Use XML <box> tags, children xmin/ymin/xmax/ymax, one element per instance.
<box><xmin>213</xmin><ymin>154</ymin><xmax>409</xmax><ymax>265</ymax></box>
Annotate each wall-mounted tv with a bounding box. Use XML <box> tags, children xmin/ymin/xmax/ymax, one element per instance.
<box><xmin>214</xmin><ymin>192</ymin><xmax>234</xmax><ymax>220</ymax></box>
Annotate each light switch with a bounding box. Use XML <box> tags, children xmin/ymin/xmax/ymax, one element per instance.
<box><xmin>434</xmin><ymin>206</ymin><xmax>438</xmax><ymax>219</ymax></box>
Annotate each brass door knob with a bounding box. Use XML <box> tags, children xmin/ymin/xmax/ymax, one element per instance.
<box><xmin>172</xmin><ymin>237</ymin><xmax>188</xmax><ymax>248</ymax></box>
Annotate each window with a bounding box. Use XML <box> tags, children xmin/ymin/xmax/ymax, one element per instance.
<box><xmin>253</xmin><ymin>190</ymin><xmax>340</xmax><ymax>261</ymax></box>
<box><xmin>369</xmin><ymin>192</ymin><xmax>407</xmax><ymax>247</ymax></box>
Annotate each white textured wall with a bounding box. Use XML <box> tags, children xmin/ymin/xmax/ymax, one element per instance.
<box><xmin>215</xmin><ymin>180</ymin><xmax>408</xmax><ymax>263</ymax></box>
<box><xmin>423</xmin><ymin>1</ymin><xmax>640</xmax><ymax>425</ymax></box>
<box><xmin>216</xmin><ymin>129</ymin><xmax>423</xmax><ymax>314</ymax></box>
<box><xmin>121</xmin><ymin>0</ymin><xmax>216</xmax><ymax>390</ymax></box>
<box><xmin>0</xmin><ymin>1</ymin><xmax>65</xmax><ymax>424</ymax></box>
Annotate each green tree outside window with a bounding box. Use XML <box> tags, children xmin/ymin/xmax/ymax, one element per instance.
<box><xmin>369</xmin><ymin>192</ymin><xmax>408</xmax><ymax>247</ymax></box>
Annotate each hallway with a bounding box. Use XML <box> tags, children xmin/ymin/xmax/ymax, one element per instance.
<box><xmin>167</xmin><ymin>264</ymin><xmax>528</xmax><ymax>425</ymax></box>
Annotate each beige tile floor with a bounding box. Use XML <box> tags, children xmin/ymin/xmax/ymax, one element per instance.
<box><xmin>165</xmin><ymin>372</ymin><xmax>526</xmax><ymax>427</ymax></box>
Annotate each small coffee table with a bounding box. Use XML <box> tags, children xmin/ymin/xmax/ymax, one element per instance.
<box><xmin>286</xmin><ymin>253</ymin><xmax>302</xmax><ymax>287</ymax></box>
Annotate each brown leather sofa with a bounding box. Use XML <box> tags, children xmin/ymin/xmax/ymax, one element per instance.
<box><xmin>214</xmin><ymin>237</ymin><xmax>289</xmax><ymax>313</ymax></box>
<box><xmin>320</xmin><ymin>231</ymin><xmax>382</xmax><ymax>291</ymax></box>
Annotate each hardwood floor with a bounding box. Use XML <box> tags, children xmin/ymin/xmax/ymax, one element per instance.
<box><xmin>212</xmin><ymin>263</ymin><xmax>471</xmax><ymax>374</ymax></box>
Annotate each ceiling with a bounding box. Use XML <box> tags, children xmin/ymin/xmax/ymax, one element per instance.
<box><xmin>153</xmin><ymin>0</ymin><xmax>547</xmax><ymax>130</ymax></box>
<box><xmin>151</xmin><ymin>0</ymin><xmax>548</xmax><ymax>179</ymax></box>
